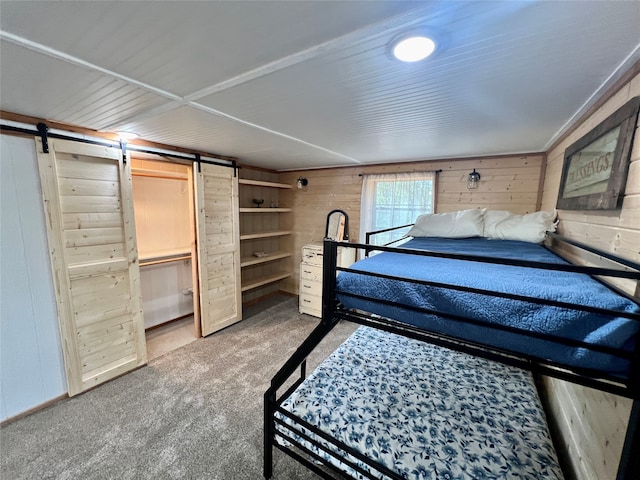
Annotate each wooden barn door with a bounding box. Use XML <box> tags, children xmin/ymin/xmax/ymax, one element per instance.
<box><xmin>194</xmin><ymin>163</ymin><xmax>242</xmax><ymax>336</ymax></box>
<box><xmin>37</xmin><ymin>138</ymin><xmax>146</xmax><ymax>396</ymax></box>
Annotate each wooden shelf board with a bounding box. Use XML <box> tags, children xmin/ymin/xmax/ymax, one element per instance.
<box><xmin>239</xmin><ymin>179</ymin><xmax>292</xmax><ymax>189</ymax></box>
<box><xmin>241</xmin><ymin>272</ymin><xmax>292</xmax><ymax>292</ymax></box>
<box><xmin>240</xmin><ymin>230</ymin><xmax>292</xmax><ymax>240</ymax></box>
<box><xmin>240</xmin><ymin>252</ymin><xmax>291</xmax><ymax>267</ymax></box>
<box><xmin>132</xmin><ymin>168</ymin><xmax>189</xmax><ymax>180</ymax></box>
<box><xmin>239</xmin><ymin>207</ymin><xmax>292</xmax><ymax>213</ymax></box>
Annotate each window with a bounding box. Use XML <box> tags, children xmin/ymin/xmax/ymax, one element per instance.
<box><xmin>360</xmin><ymin>172</ymin><xmax>435</xmax><ymax>246</ymax></box>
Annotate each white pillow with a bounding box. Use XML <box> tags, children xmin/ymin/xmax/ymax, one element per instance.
<box><xmin>483</xmin><ymin>210</ymin><xmax>515</xmax><ymax>237</ymax></box>
<box><xmin>408</xmin><ymin>209</ymin><xmax>486</xmax><ymax>238</ymax></box>
<box><xmin>484</xmin><ymin>209</ymin><xmax>557</xmax><ymax>243</ymax></box>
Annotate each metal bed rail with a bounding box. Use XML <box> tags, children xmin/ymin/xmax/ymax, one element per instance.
<box><xmin>326</xmin><ymin>238</ymin><xmax>640</xmax><ymax>397</ymax></box>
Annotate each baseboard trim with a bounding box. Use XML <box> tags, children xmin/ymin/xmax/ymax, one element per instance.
<box><xmin>1</xmin><ymin>393</ymin><xmax>68</xmax><ymax>426</ymax></box>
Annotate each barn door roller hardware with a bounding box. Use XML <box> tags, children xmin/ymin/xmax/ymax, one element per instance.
<box><xmin>193</xmin><ymin>153</ymin><xmax>239</xmax><ymax>176</ymax></box>
<box><xmin>120</xmin><ymin>139</ymin><xmax>127</xmax><ymax>164</ymax></box>
<box><xmin>37</xmin><ymin>122</ymin><xmax>49</xmax><ymax>153</ymax></box>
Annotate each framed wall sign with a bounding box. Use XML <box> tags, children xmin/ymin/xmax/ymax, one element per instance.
<box><xmin>557</xmin><ymin>96</ymin><xmax>640</xmax><ymax>210</ymax></box>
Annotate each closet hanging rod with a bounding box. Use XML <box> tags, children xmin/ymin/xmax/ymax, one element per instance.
<box><xmin>139</xmin><ymin>254</ymin><xmax>192</xmax><ymax>267</ymax></box>
<box><xmin>0</xmin><ymin>123</ymin><xmax>240</xmax><ymax>173</ymax></box>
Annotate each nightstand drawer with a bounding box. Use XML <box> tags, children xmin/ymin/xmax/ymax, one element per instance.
<box><xmin>299</xmin><ymin>278</ymin><xmax>322</xmax><ymax>297</ymax></box>
<box><xmin>300</xmin><ymin>264</ymin><xmax>322</xmax><ymax>282</ymax></box>
<box><xmin>302</xmin><ymin>245</ymin><xmax>323</xmax><ymax>266</ymax></box>
<box><xmin>299</xmin><ymin>293</ymin><xmax>322</xmax><ymax>312</ymax></box>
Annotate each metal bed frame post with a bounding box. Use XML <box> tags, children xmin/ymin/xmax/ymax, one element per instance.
<box><xmin>548</xmin><ymin>232</ymin><xmax>640</xmax><ymax>480</ymax></box>
<box><xmin>263</xmin><ymin>319</ymin><xmax>339</xmax><ymax>478</ymax></box>
<box><xmin>322</xmin><ymin>239</ymin><xmax>339</xmax><ymax>322</ymax></box>
<box><xmin>617</xmin><ymin>400</ymin><xmax>640</xmax><ymax>480</ymax></box>
<box><xmin>263</xmin><ymin>389</ymin><xmax>275</xmax><ymax>479</ymax></box>
<box><xmin>617</xmin><ymin>336</ymin><xmax>640</xmax><ymax>480</ymax></box>
<box><xmin>262</xmin><ymin>242</ymin><xmax>341</xmax><ymax>479</ymax></box>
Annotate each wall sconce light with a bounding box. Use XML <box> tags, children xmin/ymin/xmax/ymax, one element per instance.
<box><xmin>297</xmin><ymin>177</ymin><xmax>308</xmax><ymax>189</ymax></box>
<box><xmin>467</xmin><ymin>169</ymin><xmax>481</xmax><ymax>190</ymax></box>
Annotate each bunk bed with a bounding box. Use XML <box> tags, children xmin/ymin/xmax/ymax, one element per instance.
<box><xmin>264</xmin><ymin>223</ymin><xmax>640</xmax><ymax>480</ymax></box>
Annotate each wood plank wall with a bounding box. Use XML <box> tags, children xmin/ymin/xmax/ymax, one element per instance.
<box><xmin>539</xmin><ymin>71</ymin><xmax>640</xmax><ymax>480</ymax></box>
<box><xmin>278</xmin><ymin>154</ymin><xmax>545</xmax><ymax>295</ymax></box>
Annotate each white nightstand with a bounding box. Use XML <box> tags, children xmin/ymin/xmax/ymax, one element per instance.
<box><xmin>299</xmin><ymin>242</ymin><xmax>356</xmax><ymax>318</ymax></box>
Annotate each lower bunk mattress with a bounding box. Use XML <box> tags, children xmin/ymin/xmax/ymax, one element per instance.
<box><xmin>275</xmin><ymin>326</ymin><xmax>564</xmax><ymax>479</ymax></box>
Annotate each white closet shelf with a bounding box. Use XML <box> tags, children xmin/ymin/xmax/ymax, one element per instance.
<box><xmin>241</xmin><ymin>252</ymin><xmax>292</xmax><ymax>268</ymax></box>
<box><xmin>241</xmin><ymin>272</ymin><xmax>292</xmax><ymax>292</ymax></box>
<box><xmin>238</xmin><ymin>179</ymin><xmax>292</xmax><ymax>189</ymax></box>
<box><xmin>240</xmin><ymin>230</ymin><xmax>292</xmax><ymax>240</ymax></box>
<box><xmin>239</xmin><ymin>207</ymin><xmax>292</xmax><ymax>213</ymax></box>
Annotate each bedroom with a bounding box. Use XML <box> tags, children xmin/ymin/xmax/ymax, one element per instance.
<box><xmin>1</xmin><ymin>1</ymin><xmax>639</xmax><ymax>479</ymax></box>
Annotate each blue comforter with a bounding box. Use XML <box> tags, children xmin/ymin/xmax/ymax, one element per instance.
<box><xmin>336</xmin><ymin>238</ymin><xmax>639</xmax><ymax>374</ymax></box>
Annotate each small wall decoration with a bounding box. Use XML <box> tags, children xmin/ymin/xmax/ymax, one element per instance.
<box><xmin>557</xmin><ymin>96</ymin><xmax>639</xmax><ymax>210</ymax></box>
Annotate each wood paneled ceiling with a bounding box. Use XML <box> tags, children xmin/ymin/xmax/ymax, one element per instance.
<box><xmin>1</xmin><ymin>1</ymin><xmax>639</xmax><ymax>170</ymax></box>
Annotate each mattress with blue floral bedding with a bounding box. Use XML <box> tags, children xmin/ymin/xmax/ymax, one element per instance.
<box><xmin>276</xmin><ymin>326</ymin><xmax>564</xmax><ymax>480</ymax></box>
<box><xmin>335</xmin><ymin>237</ymin><xmax>639</xmax><ymax>374</ymax></box>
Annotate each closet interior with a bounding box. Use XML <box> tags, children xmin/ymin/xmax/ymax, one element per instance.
<box><xmin>130</xmin><ymin>155</ymin><xmax>199</xmax><ymax>359</ymax></box>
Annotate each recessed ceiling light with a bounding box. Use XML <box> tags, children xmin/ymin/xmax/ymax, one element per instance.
<box><xmin>391</xmin><ymin>35</ymin><xmax>436</xmax><ymax>62</ymax></box>
<box><xmin>116</xmin><ymin>131</ymin><xmax>139</xmax><ymax>140</ymax></box>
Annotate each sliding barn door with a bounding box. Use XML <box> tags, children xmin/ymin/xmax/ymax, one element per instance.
<box><xmin>37</xmin><ymin>138</ymin><xmax>146</xmax><ymax>396</ymax></box>
<box><xmin>194</xmin><ymin>163</ymin><xmax>242</xmax><ymax>336</ymax></box>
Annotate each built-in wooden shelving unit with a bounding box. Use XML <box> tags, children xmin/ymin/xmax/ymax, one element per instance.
<box><xmin>238</xmin><ymin>174</ymin><xmax>293</xmax><ymax>301</ymax></box>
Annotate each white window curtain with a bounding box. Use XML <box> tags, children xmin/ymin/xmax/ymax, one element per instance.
<box><xmin>360</xmin><ymin>171</ymin><xmax>435</xmax><ymax>245</ymax></box>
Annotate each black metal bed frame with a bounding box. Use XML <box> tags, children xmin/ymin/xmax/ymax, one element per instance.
<box><xmin>264</xmin><ymin>232</ymin><xmax>640</xmax><ymax>480</ymax></box>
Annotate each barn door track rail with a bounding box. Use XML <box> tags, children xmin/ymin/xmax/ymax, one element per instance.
<box><xmin>1</xmin><ymin>121</ymin><xmax>239</xmax><ymax>174</ymax></box>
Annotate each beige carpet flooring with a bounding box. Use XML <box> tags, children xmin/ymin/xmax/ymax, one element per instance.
<box><xmin>1</xmin><ymin>297</ymin><xmax>358</xmax><ymax>479</ymax></box>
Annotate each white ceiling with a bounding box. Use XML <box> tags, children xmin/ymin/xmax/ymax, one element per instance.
<box><xmin>1</xmin><ymin>1</ymin><xmax>639</xmax><ymax>171</ymax></box>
